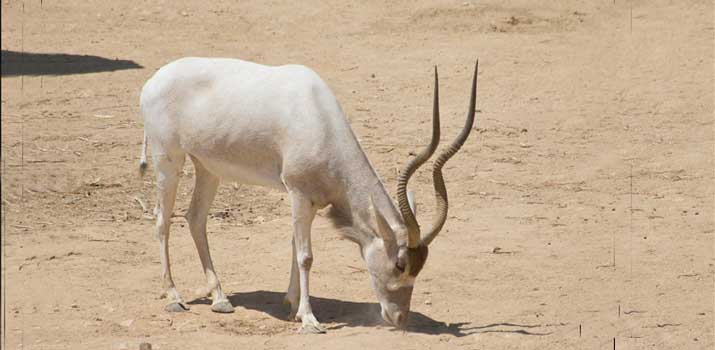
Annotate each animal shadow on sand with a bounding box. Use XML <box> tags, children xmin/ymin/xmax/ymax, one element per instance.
<box><xmin>1</xmin><ymin>50</ymin><xmax>142</xmax><ymax>76</ymax></box>
<box><xmin>189</xmin><ymin>290</ymin><xmax>553</xmax><ymax>336</ymax></box>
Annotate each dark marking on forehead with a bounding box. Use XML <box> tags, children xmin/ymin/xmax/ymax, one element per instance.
<box><xmin>407</xmin><ymin>245</ymin><xmax>429</xmax><ymax>277</ymax></box>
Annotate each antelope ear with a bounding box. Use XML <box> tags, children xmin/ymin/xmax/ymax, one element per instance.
<box><xmin>370</xmin><ymin>196</ymin><xmax>396</xmax><ymax>245</ymax></box>
<box><xmin>407</xmin><ymin>190</ymin><xmax>417</xmax><ymax>216</ymax></box>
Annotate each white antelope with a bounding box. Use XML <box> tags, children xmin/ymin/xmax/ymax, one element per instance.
<box><xmin>138</xmin><ymin>57</ymin><xmax>478</xmax><ymax>333</ymax></box>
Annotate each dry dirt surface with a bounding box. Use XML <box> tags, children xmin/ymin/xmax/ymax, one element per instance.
<box><xmin>1</xmin><ymin>0</ymin><xmax>713</xmax><ymax>349</ymax></box>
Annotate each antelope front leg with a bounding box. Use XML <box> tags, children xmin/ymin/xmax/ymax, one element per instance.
<box><xmin>288</xmin><ymin>190</ymin><xmax>325</xmax><ymax>334</ymax></box>
<box><xmin>284</xmin><ymin>237</ymin><xmax>300</xmax><ymax>319</ymax></box>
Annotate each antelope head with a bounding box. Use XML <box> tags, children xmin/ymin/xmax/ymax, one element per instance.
<box><xmin>364</xmin><ymin>61</ymin><xmax>479</xmax><ymax>328</ymax></box>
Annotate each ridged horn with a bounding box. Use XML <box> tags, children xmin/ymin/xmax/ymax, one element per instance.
<box><xmin>396</xmin><ymin>66</ymin><xmax>440</xmax><ymax>248</ymax></box>
<box><xmin>420</xmin><ymin>60</ymin><xmax>478</xmax><ymax>246</ymax></box>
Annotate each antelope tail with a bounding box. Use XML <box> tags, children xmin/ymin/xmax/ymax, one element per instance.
<box><xmin>138</xmin><ymin>131</ymin><xmax>148</xmax><ymax>178</ymax></box>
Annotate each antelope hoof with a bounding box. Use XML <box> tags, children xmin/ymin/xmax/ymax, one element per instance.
<box><xmin>299</xmin><ymin>323</ymin><xmax>327</xmax><ymax>334</ymax></box>
<box><xmin>211</xmin><ymin>300</ymin><xmax>235</xmax><ymax>313</ymax></box>
<box><xmin>298</xmin><ymin>314</ymin><xmax>326</xmax><ymax>334</ymax></box>
<box><xmin>165</xmin><ymin>302</ymin><xmax>189</xmax><ymax>312</ymax></box>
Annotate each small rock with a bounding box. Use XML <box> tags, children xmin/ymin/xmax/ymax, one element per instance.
<box><xmin>492</xmin><ymin>247</ymin><xmax>501</xmax><ymax>253</ymax></box>
<box><xmin>180</xmin><ymin>11</ymin><xmax>189</xmax><ymax>17</ymax></box>
<box><xmin>139</xmin><ymin>343</ymin><xmax>152</xmax><ymax>350</ymax></box>
<box><xmin>424</xmin><ymin>300</ymin><xmax>432</xmax><ymax>305</ymax></box>
<box><xmin>120</xmin><ymin>319</ymin><xmax>134</xmax><ymax>328</ymax></box>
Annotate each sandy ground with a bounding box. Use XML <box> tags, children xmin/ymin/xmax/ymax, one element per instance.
<box><xmin>1</xmin><ymin>0</ymin><xmax>713</xmax><ymax>349</ymax></box>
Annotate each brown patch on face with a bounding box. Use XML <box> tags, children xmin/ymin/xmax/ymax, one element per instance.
<box><xmin>407</xmin><ymin>245</ymin><xmax>429</xmax><ymax>277</ymax></box>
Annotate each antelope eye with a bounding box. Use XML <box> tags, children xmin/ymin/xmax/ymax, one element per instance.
<box><xmin>395</xmin><ymin>261</ymin><xmax>405</xmax><ymax>273</ymax></box>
